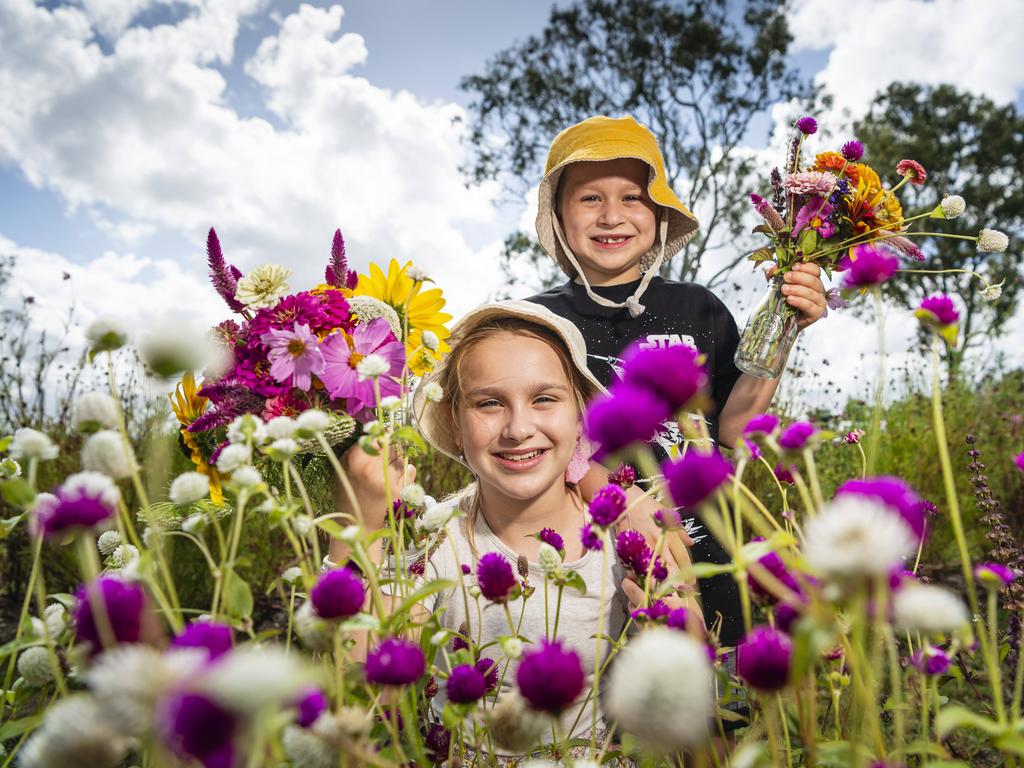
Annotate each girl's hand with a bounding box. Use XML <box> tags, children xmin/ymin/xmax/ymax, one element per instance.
<box><xmin>767</xmin><ymin>262</ymin><xmax>828</xmax><ymax>330</ymax></box>
<box><xmin>335</xmin><ymin>441</ymin><xmax>415</xmax><ymax>531</ymax></box>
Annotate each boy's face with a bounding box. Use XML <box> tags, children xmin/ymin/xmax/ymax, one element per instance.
<box><xmin>557</xmin><ymin>158</ymin><xmax>658</xmax><ymax>286</ymax></box>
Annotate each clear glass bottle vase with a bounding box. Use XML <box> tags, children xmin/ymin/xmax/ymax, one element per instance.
<box><xmin>734</xmin><ymin>276</ymin><xmax>800</xmax><ymax>379</ymax></box>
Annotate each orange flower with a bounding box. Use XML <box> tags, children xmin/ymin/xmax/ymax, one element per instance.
<box><xmin>814</xmin><ymin>152</ymin><xmax>860</xmax><ymax>186</ymax></box>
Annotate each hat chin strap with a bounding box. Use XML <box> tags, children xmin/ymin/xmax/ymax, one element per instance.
<box><xmin>552</xmin><ymin>216</ymin><xmax>668</xmax><ymax>319</ymax></box>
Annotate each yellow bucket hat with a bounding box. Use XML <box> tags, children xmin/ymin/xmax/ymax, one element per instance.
<box><xmin>535</xmin><ymin>115</ymin><xmax>700</xmax><ymax>317</ymax></box>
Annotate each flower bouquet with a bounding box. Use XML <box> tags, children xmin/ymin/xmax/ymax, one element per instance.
<box><xmin>172</xmin><ymin>228</ymin><xmax>451</xmax><ymax>483</ymax></box>
<box><xmin>736</xmin><ymin>115</ymin><xmax>1008</xmax><ymax>378</ymax></box>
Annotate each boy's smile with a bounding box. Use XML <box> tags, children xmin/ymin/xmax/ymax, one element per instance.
<box><xmin>557</xmin><ymin>158</ymin><xmax>658</xmax><ymax>286</ymax></box>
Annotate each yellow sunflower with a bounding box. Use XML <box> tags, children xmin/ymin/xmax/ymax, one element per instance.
<box><xmin>353</xmin><ymin>260</ymin><xmax>452</xmax><ymax>376</ymax></box>
<box><xmin>169</xmin><ymin>371</ymin><xmax>224</xmax><ymax>504</ymax></box>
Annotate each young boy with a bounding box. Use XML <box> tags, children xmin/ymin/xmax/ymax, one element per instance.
<box><xmin>526</xmin><ymin>115</ymin><xmax>827</xmax><ymax>647</ymax></box>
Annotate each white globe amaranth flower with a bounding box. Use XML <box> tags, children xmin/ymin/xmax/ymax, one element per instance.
<box><xmin>500</xmin><ymin>636</ymin><xmax>523</xmax><ymax>660</ymax></box>
<box><xmin>72</xmin><ymin>392</ymin><xmax>119</xmax><ymax>434</ymax></box>
<box><xmin>96</xmin><ymin>530</ymin><xmax>121</xmax><ymax>556</ymax></box>
<box><xmin>893</xmin><ymin>583</ymin><xmax>969</xmax><ymax>633</ymax></box>
<box><xmin>235</xmin><ymin>264</ymin><xmax>292</xmax><ymax>309</ymax></box>
<box><xmin>295</xmin><ymin>409</ymin><xmax>331</xmax><ymax>435</ymax></box>
<box><xmin>137</xmin><ymin>327</ymin><xmax>211</xmax><ymax>379</ymax></box>
<box><xmin>231</xmin><ymin>466</ymin><xmax>263</xmax><ymax>488</ymax></box>
<box><xmin>61</xmin><ymin>472</ymin><xmax>121</xmax><ymax>509</ymax></box>
<box><xmin>265</xmin><ymin>415</ymin><xmax>297</xmax><ymax>440</ymax></box>
<box><xmin>268</xmin><ymin>437</ymin><xmax>299</xmax><ymax>460</ymax></box>
<box><xmin>400</xmin><ymin>483</ymin><xmax>426</xmax><ymax>507</ymax></box>
<box><xmin>216</xmin><ymin>443</ymin><xmax>252</xmax><ymax>474</ymax></box>
<box><xmin>977</xmin><ymin>228</ymin><xmax>1009</xmax><ymax>253</ymax></box>
<box><xmin>423</xmin><ymin>381</ymin><xmax>443</xmax><ymax>403</ymax></box>
<box><xmin>169</xmin><ymin>472</ymin><xmax>210</xmax><ymax>506</ymax></box>
<box><xmin>418</xmin><ymin>502</ymin><xmax>455</xmax><ymax>533</ymax></box>
<box><xmin>294</xmin><ymin>601</ymin><xmax>332</xmax><ymax>651</ymax></box>
<box><xmin>10</xmin><ymin>428</ymin><xmax>58</xmax><ymax>461</ymax></box>
<box><xmin>18</xmin><ymin>646</ymin><xmax>55</xmax><ymax>687</ymax></box>
<box><xmin>181</xmin><ymin>512</ymin><xmax>207</xmax><ymax>535</ymax></box>
<box><xmin>537</xmin><ymin>542</ymin><xmax>562</xmax><ymax>575</ymax></box>
<box><xmin>318</xmin><ymin>706</ymin><xmax>373</xmax><ymax>739</ymax></box>
<box><xmin>28</xmin><ymin>617</ymin><xmax>46</xmax><ymax>638</ymax></box>
<box><xmin>282</xmin><ymin>566</ymin><xmax>303</xmax><ymax>586</ymax></box>
<box><xmin>0</xmin><ymin>457</ymin><xmax>21</xmax><ymax>479</ymax></box>
<box><xmin>199</xmin><ymin>645</ymin><xmax>315</xmax><ymax>715</ymax></box>
<box><xmin>362</xmin><ymin>419</ymin><xmax>386</xmax><ymax>439</ymax></box>
<box><xmin>605</xmin><ymin>627</ymin><xmax>715</xmax><ymax>751</ymax></box>
<box><xmin>356</xmin><ymin>353</ymin><xmax>390</xmax><ymax>380</ymax></box>
<box><xmin>109</xmin><ymin>544</ymin><xmax>139</xmax><ymax>569</ymax></box>
<box><xmin>420</xmin><ymin>329</ymin><xmax>440</xmax><ymax>352</ymax></box>
<box><xmin>979</xmin><ymin>280</ymin><xmax>1004</xmax><ymax>301</ymax></box>
<box><xmin>84</xmin><ymin>316</ymin><xmax>128</xmax><ymax>353</ymax></box>
<box><xmin>282</xmin><ymin>725</ymin><xmax>336</xmax><ymax>768</ymax></box>
<box><xmin>81</xmin><ymin>430</ymin><xmax>138</xmax><ymax>480</ymax></box>
<box><xmin>227</xmin><ymin>414</ymin><xmax>267</xmax><ymax>445</ymax></box>
<box><xmin>293</xmin><ymin>516</ymin><xmax>314</xmax><ymax>537</ymax></box>
<box><xmin>485</xmin><ymin>691</ymin><xmax>548</xmax><ymax>753</ymax></box>
<box><xmin>937</xmin><ymin>195</ymin><xmax>966</xmax><ymax>219</ymax></box>
<box><xmin>338</xmin><ymin>524</ymin><xmax>361</xmax><ymax>543</ymax></box>
<box><xmin>17</xmin><ymin>694</ymin><xmax>130</xmax><ymax>768</ymax></box>
<box><xmin>141</xmin><ymin>527</ymin><xmax>160</xmax><ymax>549</ymax></box>
<box><xmin>43</xmin><ymin>604</ymin><xmax>67</xmax><ymax>637</ymax></box>
<box><xmin>379</xmin><ymin>395</ymin><xmax>402</xmax><ymax>411</ymax></box>
<box><xmin>407</xmin><ymin>265</ymin><xmax>430</xmax><ymax>282</ymax></box>
<box><xmin>802</xmin><ymin>496</ymin><xmax>916</xmax><ymax>579</ymax></box>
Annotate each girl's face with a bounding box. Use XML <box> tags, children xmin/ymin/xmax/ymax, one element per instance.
<box><xmin>453</xmin><ymin>331</ymin><xmax>579</xmax><ymax>503</ymax></box>
<box><xmin>558</xmin><ymin>158</ymin><xmax>658</xmax><ymax>286</ymax></box>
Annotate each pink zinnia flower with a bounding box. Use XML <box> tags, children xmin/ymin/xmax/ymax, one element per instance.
<box><xmin>896</xmin><ymin>159</ymin><xmax>927</xmax><ymax>185</ymax></box>
<box><xmin>783</xmin><ymin>171</ymin><xmax>837</xmax><ymax>197</ymax></box>
<box><xmin>260</xmin><ymin>322</ymin><xmax>324</xmax><ymax>391</ymax></box>
<box><xmin>319</xmin><ymin>318</ymin><xmax>404</xmax><ymax>412</ymax></box>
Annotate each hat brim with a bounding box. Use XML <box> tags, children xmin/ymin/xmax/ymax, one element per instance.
<box><xmin>413</xmin><ymin>300</ymin><xmax>606</xmax><ymax>467</ymax></box>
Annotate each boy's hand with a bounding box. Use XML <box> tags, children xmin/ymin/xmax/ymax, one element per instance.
<box><xmin>767</xmin><ymin>262</ymin><xmax>827</xmax><ymax>330</ymax></box>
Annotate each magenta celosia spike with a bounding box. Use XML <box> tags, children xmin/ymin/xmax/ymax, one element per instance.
<box><xmin>207</xmin><ymin>228</ymin><xmax>245</xmax><ymax>313</ymax></box>
<box><xmin>326</xmin><ymin>229</ymin><xmax>351</xmax><ymax>287</ymax></box>
<box><xmin>346</xmin><ymin>268</ymin><xmax>358</xmax><ymax>290</ymax></box>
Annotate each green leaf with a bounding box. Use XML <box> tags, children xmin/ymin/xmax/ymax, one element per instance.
<box><xmin>935</xmin><ymin>705</ymin><xmax>1003</xmax><ymax>739</ymax></box>
<box><xmin>390</xmin><ymin>579</ymin><xmax>456</xmax><ymax>624</ymax></box>
<box><xmin>0</xmin><ymin>513</ymin><xmax>25</xmax><ymax>540</ymax></box>
<box><xmin>789</xmin><ymin>621</ymin><xmax>835</xmax><ymax>681</ymax></box>
<box><xmin>560</xmin><ymin>570</ymin><xmax>587</xmax><ymax>595</ymax></box>
<box><xmin>0</xmin><ymin>435</ymin><xmax>12</xmax><ymax>452</ymax></box>
<box><xmin>393</xmin><ymin>425</ymin><xmax>427</xmax><ymax>454</ymax></box>
<box><xmin>0</xmin><ymin>635</ymin><xmax>44</xmax><ymax>661</ymax></box>
<box><xmin>687</xmin><ymin>562</ymin><xmax>736</xmax><ymax>579</ymax></box>
<box><xmin>798</xmin><ymin>228</ymin><xmax>818</xmax><ymax>255</ymax></box>
<box><xmin>222</xmin><ymin>572</ymin><xmax>254</xmax><ymax>620</ymax></box>
<box><xmin>0</xmin><ymin>713</ymin><xmax>43</xmax><ymax>741</ymax></box>
<box><xmin>996</xmin><ymin>733</ymin><xmax>1024</xmax><ymax>755</ymax></box>
<box><xmin>441</xmin><ymin>701</ymin><xmax>473</xmax><ymax>729</ymax></box>
<box><xmin>1</xmin><ymin>478</ymin><xmax>35</xmax><ymax>508</ymax></box>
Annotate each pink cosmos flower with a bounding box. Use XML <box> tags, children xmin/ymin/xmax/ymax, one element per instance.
<box><xmin>260</xmin><ymin>322</ymin><xmax>325</xmax><ymax>391</ymax></box>
<box><xmin>792</xmin><ymin>198</ymin><xmax>835</xmax><ymax>239</ymax></box>
<box><xmin>320</xmin><ymin>318</ymin><xmax>404</xmax><ymax>412</ymax></box>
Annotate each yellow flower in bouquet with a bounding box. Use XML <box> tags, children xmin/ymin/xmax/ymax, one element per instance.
<box><xmin>845</xmin><ymin>164</ymin><xmax>904</xmax><ymax>235</ymax></box>
<box><xmin>169</xmin><ymin>371</ymin><xmax>224</xmax><ymax>504</ymax></box>
<box><xmin>353</xmin><ymin>260</ymin><xmax>452</xmax><ymax>375</ymax></box>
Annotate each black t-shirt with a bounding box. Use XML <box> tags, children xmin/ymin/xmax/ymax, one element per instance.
<box><xmin>527</xmin><ymin>275</ymin><xmax>743</xmax><ymax>444</ymax></box>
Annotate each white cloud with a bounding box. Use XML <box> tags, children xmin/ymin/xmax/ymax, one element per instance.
<box><xmin>0</xmin><ymin>0</ymin><xmax>505</xmax><ymax>320</ymax></box>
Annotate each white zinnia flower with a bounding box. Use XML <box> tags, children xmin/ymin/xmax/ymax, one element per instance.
<box><xmin>977</xmin><ymin>228</ymin><xmax>1009</xmax><ymax>253</ymax></box>
<box><xmin>282</xmin><ymin>566</ymin><xmax>303</xmax><ymax>586</ymax></box>
<box><xmin>234</xmin><ymin>264</ymin><xmax>292</xmax><ymax>310</ymax></box>
<box><xmin>169</xmin><ymin>472</ymin><xmax>210</xmax><ymax>506</ymax></box>
<box><xmin>227</xmin><ymin>414</ymin><xmax>267</xmax><ymax>445</ymax></box>
<box><xmin>356</xmin><ymin>353</ymin><xmax>390</xmax><ymax>380</ymax></box>
<box><xmin>265</xmin><ymin>416</ymin><xmax>297</xmax><ymax>440</ymax></box>
<box><xmin>72</xmin><ymin>392</ymin><xmax>119</xmax><ymax>433</ymax></box>
<box><xmin>44</xmin><ymin>604</ymin><xmax>67</xmax><ymax>637</ymax></box>
<box><xmin>420</xmin><ymin>329</ymin><xmax>439</xmax><ymax>352</ymax></box>
<box><xmin>979</xmin><ymin>280</ymin><xmax>1004</xmax><ymax>301</ymax></box>
<box><xmin>216</xmin><ymin>443</ymin><xmax>252</xmax><ymax>474</ymax></box>
<box><xmin>893</xmin><ymin>584</ymin><xmax>969</xmax><ymax>633</ymax></box>
<box><xmin>17</xmin><ymin>694</ymin><xmax>130</xmax><ymax>768</ymax></box>
<box><xmin>230</xmin><ymin>466</ymin><xmax>262</xmax><ymax>488</ymax></box>
<box><xmin>84</xmin><ymin>316</ymin><xmax>128</xmax><ymax>353</ymax></box>
<box><xmin>10</xmin><ymin>428</ymin><xmax>58</xmax><ymax>461</ymax></box>
<box><xmin>802</xmin><ymin>496</ymin><xmax>916</xmax><ymax>579</ymax></box>
<box><xmin>109</xmin><ymin>544</ymin><xmax>139</xmax><ymax>568</ymax></box>
<box><xmin>18</xmin><ymin>646</ymin><xmax>55</xmax><ymax>687</ymax></box>
<box><xmin>81</xmin><ymin>430</ymin><xmax>138</xmax><ymax>480</ymax></box>
<box><xmin>537</xmin><ymin>542</ymin><xmax>562</xmax><ymax>575</ymax></box>
<box><xmin>96</xmin><ymin>530</ymin><xmax>121</xmax><ymax>556</ymax></box>
<box><xmin>938</xmin><ymin>195</ymin><xmax>966</xmax><ymax>219</ymax></box>
<box><xmin>61</xmin><ymin>472</ymin><xmax>121</xmax><ymax>509</ymax></box>
<box><xmin>605</xmin><ymin>627</ymin><xmax>715</xmax><ymax>751</ymax></box>
<box><xmin>418</xmin><ymin>502</ymin><xmax>455</xmax><ymax>533</ymax></box>
<box><xmin>282</xmin><ymin>726</ymin><xmax>336</xmax><ymax>768</ymax></box>
<box><xmin>199</xmin><ymin>646</ymin><xmax>314</xmax><ymax>715</ymax></box>
<box><xmin>423</xmin><ymin>382</ymin><xmax>443</xmax><ymax>403</ymax></box>
<box><xmin>400</xmin><ymin>483</ymin><xmax>425</xmax><ymax>507</ymax></box>
<box><xmin>295</xmin><ymin>409</ymin><xmax>330</xmax><ymax>434</ymax></box>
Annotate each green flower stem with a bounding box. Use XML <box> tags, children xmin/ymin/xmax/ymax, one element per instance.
<box><xmin>911</xmin><ymin>520</ymin><xmax>928</xmax><ymax>575</ymax></box>
<box><xmin>591</xmin><ymin>545</ymin><xmax>609</xmax><ymax>749</ymax></box>
<box><xmin>315</xmin><ymin>433</ymin><xmax>364</xmax><ymax>526</ymax></box>
<box><xmin>791</xmin><ymin>470</ymin><xmax>817</xmax><ymax>523</ymax></box>
<box><xmin>776</xmin><ymin>693</ymin><xmax>793</xmax><ymax>768</ymax></box>
<box><xmin>30</xmin><ymin>552</ymin><xmax>67</xmax><ymax>696</ymax></box>
<box><xmin>866</xmin><ymin>287</ymin><xmax>886</xmax><ymax>475</ymax></box>
<box><xmin>214</xmin><ymin>488</ymin><xmax>249</xmax><ymax>621</ymax></box>
<box><xmin>2</xmin><ymin>533</ymin><xmax>43</xmax><ymax>699</ymax></box>
<box><xmin>856</xmin><ymin>442</ymin><xmax>867</xmax><ymax>479</ymax></box>
<box><xmin>285</xmin><ymin>583</ymin><xmax>296</xmax><ymax>653</ymax></box>
<box><xmin>1011</xmin><ymin>612</ymin><xmax>1024</xmax><ymax>720</ymax></box>
<box><xmin>987</xmin><ymin>587</ymin><xmax>1006</xmax><ymax>722</ymax></box>
<box><xmin>285</xmin><ymin>464</ymin><xmax>321</xmax><ymax>567</ymax></box>
<box><xmin>551</xmin><ymin>582</ymin><xmax>565</xmax><ymax>639</ymax></box>
<box><xmin>801</xmin><ymin>448</ymin><xmax>825</xmax><ymax>512</ymax></box>
<box><xmin>733</xmin><ymin>478</ymin><xmax>787</xmax><ymax>536</ymax></box>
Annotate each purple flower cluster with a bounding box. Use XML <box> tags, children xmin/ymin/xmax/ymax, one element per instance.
<box><xmin>911</xmin><ymin>645</ymin><xmax>951</xmax><ymax>676</ymax></box>
<box><xmin>630</xmin><ymin>600</ymin><xmax>671</xmax><ymax>623</ymax></box>
<box><xmin>446</xmin><ymin>664</ymin><xmax>487</xmax><ymax>704</ymax></box>
<box><xmin>737</xmin><ymin>626</ymin><xmax>793</xmax><ymax>692</ymax></box>
<box><xmin>835</xmin><ymin>476</ymin><xmax>926</xmax><ymax>540</ymax></box>
<box><xmin>311</xmin><ymin>567</ymin><xmax>365</xmax><ymax>620</ymax></box>
<box><xmin>538</xmin><ymin>527</ymin><xmax>564</xmax><ymax>553</ymax></box>
<box><xmin>653</xmin><ymin>507</ymin><xmax>682</xmax><ymax>530</ymax></box>
<box><xmin>580</xmin><ymin>525</ymin><xmax>604</xmax><ymax>551</ymax></box>
<box><xmin>778</xmin><ymin>421</ymin><xmax>818</xmax><ymax>452</ymax></box>
<box><xmin>324</xmin><ymin>229</ymin><xmax>359</xmax><ymax>289</ymax></box>
<box><xmin>917</xmin><ymin>294</ymin><xmax>960</xmax><ymax>326</ymax></box>
<box><xmin>31</xmin><ymin>475</ymin><xmax>118</xmax><ymax>540</ymax></box>
<box><xmin>159</xmin><ymin>691</ymin><xmax>237</xmax><ymax>768</ymax></box>
<box><xmin>975</xmin><ymin>562</ymin><xmax>1017</xmax><ymax>589</ymax></box>
<box><xmin>516</xmin><ymin>639</ymin><xmax>585</xmax><ymax>714</ymax></box>
<box><xmin>840</xmin><ymin>140</ymin><xmax>864</xmax><ymax>162</ymax></box>
<box><xmin>608</xmin><ymin>463</ymin><xmax>637</xmax><ymax>488</ymax></box>
<box><xmin>743</xmin><ymin>413</ymin><xmax>779</xmax><ymax>437</ymax></box>
<box><xmin>477</xmin><ymin>657</ymin><xmax>499</xmax><ymax>693</ymax></box>
<box><xmin>206</xmin><ymin>228</ymin><xmax>245</xmax><ymax>314</ymax></box>
<box><xmin>588</xmin><ymin>483</ymin><xmax>627</xmax><ymax>527</ymax></box>
<box><xmin>841</xmin><ymin>244</ymin><xmax>899</xmax><ymax>289</ymax></box>
<box><xmin>74</xmin><ymin>575</ymin><xmax>148</xmax><ymax>655</ymax></box>
<box><xmin>295</xmin><ymin>687</ymin><xmax>328</xmax><ymax>728</ymax></box>
<box><xmin>171</xmin><ymin>621</ymin><xmax>233</xmax><ymax>660</ymax></box>
<box><xmin>662</xmin><ymin>450</ymin><xmax>732</xmax><ymax>511</ymax></box>
<box><xmin>586</xmin><ymin>384</ymin><xmax>669</xmax><ymax>461</ymax></box>
<box><xmin>365</xmin><ymin>637</ymin><xmax>425</xmax><ymax>686</ymax></box>
<box><xmin>773</xmin><ymin>463</ymin><xmax>797</xmax><ymax>485</ymax></box>
<box><xmin>747</xmin><ymin>540</ymin><xmax>801</xmax><ymax>602</ymax></box>
<box><xmin>615</xmin><ymin>530</ymin><xmax>668</xmax><ymax>583</ymax></box>
<box><xmin>796</xmin><ymin>116</ymin><xmax>818</xmax><ymax>135</ymax></box>
<box><xmin>476</xmin><ymin>553</ymin><xmax>518</xmax><ymax>603</ymax></box>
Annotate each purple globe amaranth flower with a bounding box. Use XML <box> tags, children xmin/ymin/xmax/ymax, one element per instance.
<box><xmin>743</xmin><ymin>413</ymin><xmax>779</xmax><ymax>437</ymax></box>
<box><xmin>538</xmin><ymin>527</ymin><xmax>564</xmax><ymax>554</ymax></box>
<box><xmin>580</xmin><ymin>524</ymin><xmax>604</xmax><ymax>551</ymax></box>
<box><xmin>631</xmin><ymin>600</ymin><xmax>671</xmax><ymax>623</ymax></box>
<box><xmin>608</xmin><ymin>463</ymin><xmax>637</xmax><ymax>488</ymax></box>
<box><xmin>295</xmin><ymin>686</ymin><xmax>328</xmax><ymax>728</ymax></box>
<box><xmin>446</xmin><ymin>663</ymin><xmax>487</xmax><ymax>704</ymax></box>
<box><xmin>615</xmin><ymin>530</ymin><xmax>667</xmax><ymax>583</ymax></box>
<box><xmin>619</xmin><ymin>342</ymin><xmax>708</xmax><ymax>413</ymax></box>
<box><xmin>654</xmin><ymin>507</ymin><xmax>682</xmax><ymax>530</ymax></box>
<box><xmin>1015</xmin><ymin>452</ymin><xmax>1024</xmax><ymax>473</ymax></box>
<box><xmin>476</xmin><ymin>657</ymin><xmax>499</xmax><ymax>693</ymax></box>
<box><xmin>737</xmin><ymin>626</ymin><xmax>793</xmax><ymax>692</ymax></box>
<box><xmin>159</xmin><ymin>691</ymin><xmax>237</xmax><ymax>768</ymax></box>
<box><xmin>778</xmin><ymin>421</ymin><xmax>818</xmax><ymax>452</ymax></box>
<box><xmin>476</xmin><ymin>552</ymin><xmax>518</xmax><ymax>603</ymax></box>
<box><xmin>310</xmin><ymin>567</ymin><xmax>365</xmax><ymax>620</ymax></box>
<box><xmin>975</xmin><ymin>562</ymin><xmax>1017</xmax><ymax>589</ymax></box>
<box><xmin>516</xmin><ymin>639</ymin><xmax>585</xmax><ymax>714</ymax></box>
<box><xmin>743</xmin><ymin>439</ymin><xmax>763</xmax><ymax>461</ymax></box>
<box><xmin>74</xmin><ymin>575</ymin><xmax>149</xmax><ymax>655</ymax></box>
<box><xmin>773</xmin><ymin>601</ymin><xmax>802</xmax><ymax>634</ymax></box>
<box><xmin>840</xmin><ymin>140</ymin><xmax>864</xmax><ymax>162</ymax></box>
<box><xmin>460</xmin><ymin>563</ymin><xmax>471</xmax><ymax>575</ymax></box>
<box><xmin>911</xmin><ymin>645</ymin><xmax>951</xmax><ymax>676</ymax></box>
<box><xmin>796</xmin><ymin>116</ymin><xmax>818</xmax><ymax>135</ymax></box>
<box><xmin>31</xmin><ymin>472</ymin><xmax>119</xmax><ymax>540</ymax></box>
<box><xmin>171</xmin><ymin>621</ymin><xmax>233</xmax><ymax>661</ymax></box>
<box><xmin>666</xmin><ymin>607</ymin><xmax>691</xmax><ymax>632</ymax></box>
<box><xmin>843</xmin><ymin>429</ymin><xmax>864</xmax><ymax>444</ymax></box>
<box><xmin>917</xmin><ymin>293</ymin><xmax>960</xmax><ymax>326</ymax></box>
<box><xmin>747</xmin><ymin>540</ymin><xmax>801</xmax><ymax>603</ymax></box>
<box><xmin>588</xmin><ymin>483</ymin><xmax>627</xmax><ymax>527</ymax></box>
<box><xmin>841</xmin><ymin>244</ymin><xmax>899</xmax><ymax>289</ymax></box>
<box><xmin>835</xmin><ymin>476</ymin><xmax>926</xmax><ymax>540</ymax></box>
<box><xmin>662</xmin><ymin>450</ymin><xmax>732</xmax><ymax>511</ymax></box>
<box><xmin>585</xmin><ymin>383</ymin><xmax>671</xmax><ymax>461</ymax></box>
<box><xmin>773</xmin><ymin>463</ymin><xmax>797</xmax><ymax>485</ymax></box>
<box><xmin>365</xmin><ymin>637</ymin><xmax>425</xmax><ymax>686</ymax></box>
<box><xmin>425</xmin><ymin>723</ymin><xmax>451</xmax><ymax>761</ymax></box>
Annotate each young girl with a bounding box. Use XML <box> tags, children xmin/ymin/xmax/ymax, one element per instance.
<box><xmin>328</xmin><ymin>300</ymin><xmax>695</xmax><ymax>759</ymax></box>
